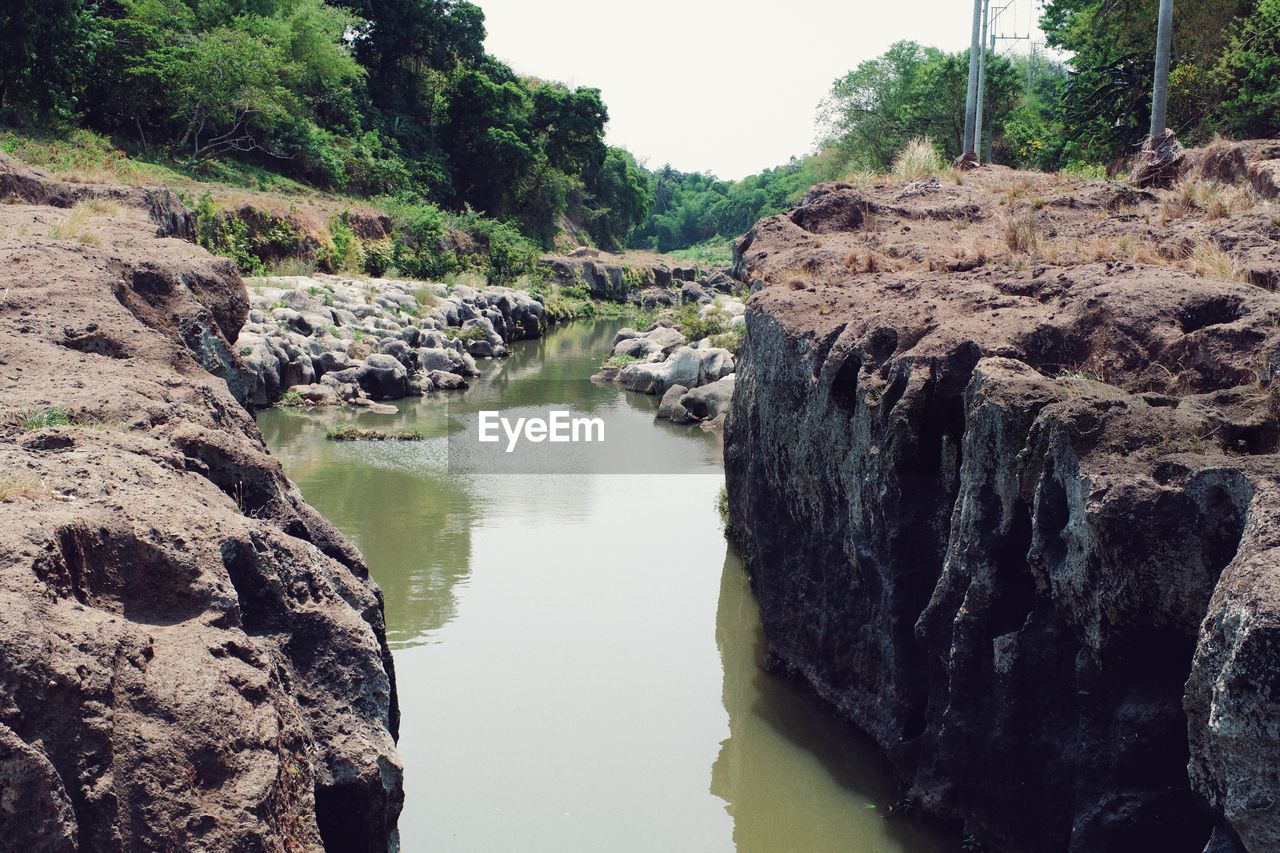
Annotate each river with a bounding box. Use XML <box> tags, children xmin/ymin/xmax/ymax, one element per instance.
<box><xmin>257</xmin><ymin>319</ymin><xmax>954</xmax><ymax>853</ymax></box>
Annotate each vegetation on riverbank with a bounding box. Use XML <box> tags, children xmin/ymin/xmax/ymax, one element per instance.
<box><xmin>326</xmin><ymin>425</ymin><xmax>426</xmax><ymax>441</ymax></box>
<box><xmin>0</xmin><ymin>0</ymin><xmax>651</xmax><ymax>254</ymax></box>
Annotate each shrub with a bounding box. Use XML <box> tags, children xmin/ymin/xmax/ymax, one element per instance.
<box><xmin>325</xmin><ymin>215</ymin><xmax>365</xmax><ymax>272</ymax></box>
<box><xmin>363</xmin><ymin>239</ymin><xmax>395</xmax><ymax>277</ymax></box>
<box><xmin>195</xmin><ymin>193</ymin><xmax>263</xmax><ymax>274</ymax></box>
<box><xmin>385</xmin><ymin>199</ymin><xmax>456</xmax><ymax>281</ymax></box>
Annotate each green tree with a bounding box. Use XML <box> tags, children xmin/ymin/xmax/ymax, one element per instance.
<box><xmin>0</xmin><ymin>0</ymin><xmax>104</xmax><ymax>118</ymax></box>
<box><xmin>1214</xmin><ymin>0</ymin><xmax>1280</xmax><ymax>137</ymax></box>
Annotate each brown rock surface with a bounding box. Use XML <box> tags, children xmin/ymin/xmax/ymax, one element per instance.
<box><xmin>724</xmin><ymin>162</ymin><xmax>1280</xmax><ymax>852</ymax></box>
<box><xmin>0</xmin><ymin>153</ymin><xmax>401</xmax><ymax>851</ymax></box>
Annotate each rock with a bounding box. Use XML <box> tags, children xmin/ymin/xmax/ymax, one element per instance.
<box><xmin>314</xmin><ymin>349</ymin><xmax>351</xmax><ymax>377</ymax></box>
<box><xmin>613</xmin><ymin>336</ymin><xmax>666</xmax><ymax>361</ymax></box>
<box><xmin>1248</xmin><ymin>159</ymin><xmax>1280</xmax><ymax>200</ymax></box>
<box><xmin>0</xmin><ymin>724</ymin><xmax>78</xmax><ymax>851</ymax></box>
<box><xmin>287</xmin><ymin>383</ymin><xmax>339</xmax><ymax>406</ymax></box>
<box><xmin>618</xmin><ymin>346</ymin><xmax>734</xmax><ymax>395</ymax></box>
<box><xmin>723</xmin><ymin>169</ymin><xmax>1280</xmax><ymax>853</ymax></box>
<box><xmin>679</xmin><ymin>375</ymin><xmax>735</xmax><ymax>421</ymax></box>
<box><xmin>656</xmin><ymin>384</ymin><xmax>691</xmax><ymax>422</ymax></box>
<box><xmin>701</xmin><ymin>270</ymin><xmax>738</xmax><ymax>294</ymax></box>
<box><xmin>427</xmin><ymin>370</ymin><xmax>469</xmax><ymax>391</ymax></box>
<box><xmin>635</xmin><ymin>287</ymin><xmax>678</xmax><ymax>310</ymax></box>
<box><xmin>0</xmin><ymin>154</ymin><xmax>401</xmax><ymax>851</ymax></box>
<box><xmin>359</xmin><ymin>354</ymin><xmax>408</xmax><ymax>400</ymax></box>
<box><xmin>681</xmin><ymin>282</ymin><xmax>710</xmax><ymax>304</ymax></box>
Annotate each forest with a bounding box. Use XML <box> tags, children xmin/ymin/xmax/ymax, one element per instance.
<box><xmin>2</xmin><ymin>0</ymin><xmax>1276</xmax><ymax>259</ymax></box>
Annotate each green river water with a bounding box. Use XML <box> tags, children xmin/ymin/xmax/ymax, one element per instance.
<box><xmin>257</xmin><ymin>319</ymin><xmax>954</xmax><ymax>853</ymax></box>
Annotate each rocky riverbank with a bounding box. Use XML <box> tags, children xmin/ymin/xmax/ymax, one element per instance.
<box><xmin>594</xmin><ymin>296</ymin><xmax>746</xmax><ymax>428</ymax></box>
<box><xmin>235</xmin><ymin>274</ymin><xmax>549</xmax><ymax>408</ymax></box>
<box><xmin>0</xmin><ymin>153</ymin><xmax>402</xmax><ymax>850</ymax></box>
<box><xmin>724</xmin><ymin>144</ymin><xmax>1280</xmax><ymax>852</ymax></box>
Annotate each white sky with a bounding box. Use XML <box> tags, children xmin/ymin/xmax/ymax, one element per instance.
<box><xmin>477</xmin><ymin>0</ymin><xmax>1047</xmax><ymax>181</ymax></box>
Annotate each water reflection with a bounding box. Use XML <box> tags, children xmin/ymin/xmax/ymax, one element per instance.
<box><xmin>712</xmin><ymin>552</ymin><xmax>954</xmax><ymax>852</ymax></box>
<box><xmin>258</xmin><ymin>319</ymin><xmax>954</xmax><ymax>852</ymax></box>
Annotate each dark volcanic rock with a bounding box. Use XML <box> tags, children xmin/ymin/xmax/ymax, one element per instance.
<box><xmin>724</xmin><ymin>166</ymin><xmax>1280</xmax><ymax>853</ymax></box>
<box><xmin>0</xmin><ymin>158</ymin><xmax>402</xmax><ymax>850</ymax></box>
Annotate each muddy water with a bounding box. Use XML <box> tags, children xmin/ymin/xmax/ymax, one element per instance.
<box><xmin>257</xmin><ymin>320</ymin><xmax>954</xmax><ymax>853</ymax></box>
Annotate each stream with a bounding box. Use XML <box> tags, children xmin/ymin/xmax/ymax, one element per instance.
<box><xmin>257</xmin><ymin>319</ymin><xmax>954</xmax><ymax>853</ymax></box>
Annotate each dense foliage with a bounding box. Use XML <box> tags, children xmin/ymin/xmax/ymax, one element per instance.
<box><xmin>1041</xmin><ymin>0</ymin><xmax>1280</xmax><ymax>162</ymax></box>
<box><xmin>0</xmin><ymin>0</ymin><xmax>652</xmax><ymax>250</ymax></box>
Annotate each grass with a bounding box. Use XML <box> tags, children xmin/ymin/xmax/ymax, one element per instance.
<box><xmin>276</xmin><ymin>390</ymin><xmax>305</xmax><ymax>408</ymax></box>
<box><xmin>326</xmin><ymin>425</ymin><xmax>425</xmax><ymax>441</ymax></box>
<box><xmin>602</xmin><ymin>353</ymin><xmax>638</xmax><ymax>368</ymax></box>
<box><xmin>891</xmin><ymin>137</ymin><xmax>943</xmax><ymax>182</ymax></box>
<box><xmin>1189</xmin><ymin>241</ymin><xmax>1246</xmax><ymax>282</ymax></box>
<box><xmin>22</xmin><ymin>407</ymin><xmax>78</xmax><ymax>430</ymax></box>
<box><xmin>666</xmin><ymin>239</ymin><xmax>733</xmax><ymax>269</ymax></box>
<box><xmin>707</xmin><ymin>325</ymin><xmax>746</xmax><ymax>355</ymax></box>
<box><xmin>48</xmin><ymin>200</ymin><xmax>109</xmax><ymax>245</ymax></box>
<box><xmin>444</xmin><ymin>325</ymin><xmax>490</xmax><ymax>344</ymax></box>
<box><xmin>1160</xmin><ymin>178</ymin><xmax>1260</xmax><ymax>223</ymax></box>
<box><xmin>0</xmin><ymin>475</ymin><xmax>47</xmax><ymax>501</ymax></box>
<box><xmin>1003</xmin><ymin>211</ymin><xmax>1044</xmax><ymax>255</ymax></box>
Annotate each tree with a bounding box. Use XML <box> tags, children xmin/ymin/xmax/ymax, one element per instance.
<box><xmin>584</xmin><ymin>147</ymin><xmax>652</xmax><ymax>249</ymax></box>
<box><xmin>173</xmin><ymin>27</ymin><xmax>291</xmax><ymax>160</ymax></box>
<box><xmin>0</xmin><ymin>0</ymin><xmax>104</xmax><ymax>117</ymax></box>
<box><xmin>1215</xmin><ymin>0</ymin><xmax>1280</xmax><ymax>137</ymax></box>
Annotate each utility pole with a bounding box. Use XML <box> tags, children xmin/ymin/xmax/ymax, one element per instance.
<box><xmin>1150</xmin><ymin>0</ymin><xmax>1174</xmax><ymax>138</ymax></box>
<box><xmin>974</xmin><ymin>0</ymin><xmax>990</xmax><ymax>163</ymax></box>
<box><xmin>985</xmin><ymin>22</ymin><xmax>997</xmax><ymax>162</ymax></box>
<box><xmin>963</xmin><ymin>0</ymin><xmax>984</xmax><ymax>157</ymax></box>
<box><xmin>1027</xmin><ymin>41</ymin><xmax>1035</xmax><ymax>101</ymax></box>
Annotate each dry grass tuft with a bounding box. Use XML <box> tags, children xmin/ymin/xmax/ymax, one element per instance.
<box><xmin>1161</xmin><ymin>178</ymin><xmax>1261</xmax><ymax>223</ymax></box>
<box><xmin>1003</xmin><ymin>211</ymin><xmax>1044</xmax><ymax>255</ymax></box>
<box><xmin>891</xmin><ymin>137</ymin><xmax>943</xmax><ymax>182</ymax></box>
<box><xmin>1189</xmin><ymin>241</ymin><xmax>1246</xmax><ymax>282</ymax></box>
<box><xmin>0</xmin><ymin>475</ymin><xmax>48</xmax><ymax>502</ymax></box>
<box><xmin>47</xmin><ymin>199</ymin><xmax>118</xmax><ymax>245</ymax></box>
<box><xmin>838</xmin><ymin>169</ymin><xmax>881</xmax><ymax>189</ymax></box>
<box><xmin>842</xmin><ymin>249</ymin><xmax>888</xmax><ymax>273</ymax></box>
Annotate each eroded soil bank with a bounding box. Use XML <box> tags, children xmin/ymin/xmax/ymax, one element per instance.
<box><xmin>725</xmin><ymin>146</ymin><xmax>1280</xmax><ymax>852</ymax></box>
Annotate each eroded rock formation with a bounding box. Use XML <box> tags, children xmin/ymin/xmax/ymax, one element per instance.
<box><xmin>725</xmin><ymin>152</ymin><xmax>1280</xmax><ymax>852</ymax></box>
<box><xmin>0</xmin><ymin>153</ymin><xmax>402</xmax><ymax>850</ymax></box>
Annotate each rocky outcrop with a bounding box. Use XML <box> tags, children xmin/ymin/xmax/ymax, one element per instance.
<box><xmin>724</xmin><ymin>167</ymin><xmax>1280</xmax><ymax>852</ymax></box>
<box><xmin>0</xmin><ymin>157</ymin><xmax>401</xmax><ymax>849</ymax></box>
<box><xmin>236</xmin><ymin>275</ymin><xmax>547</xmax><ymax>406</ymax></box>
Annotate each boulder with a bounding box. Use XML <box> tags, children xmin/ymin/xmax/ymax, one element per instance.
<box><xmin>617</xmin><ymin>346</ymin><xmax>734</xmax><ymax>395</ymax></box>
<box><xmin>679</xmin><ymin>374</ymin><xmax>735</xmax><ymax>421</ymax></box>
<box><xmin>681</xmin><ymin>282</ymin><xmax>710</xmax><ymax>304</ymax></box>
<box><xmin>287</xmin><ymin>383</ymin><xmax>339</xmax><ymax>406</ymax></box>
<box><xmin>656</xmin><ymin>384</ymin><xmax>691</xmax><ymax>423</ymax></box>
<box><xmin>427</xmin><ymin>370</ymin><xmax>469</xmax><ymax>391</ymax></box>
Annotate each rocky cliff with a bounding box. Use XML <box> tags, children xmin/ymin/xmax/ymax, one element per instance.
<box><xmin>0</xmin><ymin>154</ymin><xmax>402</xmax><ymax>850</ymax></box>
<box><xmin>724</xmin><ymin>149</ymin><xmax>1280</xmax><ymax>852</ymax></box>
